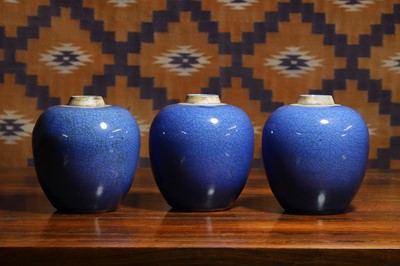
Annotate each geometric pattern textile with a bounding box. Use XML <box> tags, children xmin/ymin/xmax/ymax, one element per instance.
<box><xmin>1</xmin><ymin>0</ymin><xmax>400</xmax><ymax>169</ymax></box>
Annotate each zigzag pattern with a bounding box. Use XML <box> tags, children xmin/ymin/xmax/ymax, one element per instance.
<box><xmin>1</xmin><ymin>0</ymin><xmax>400</xmax><ymax>168</ymax></box>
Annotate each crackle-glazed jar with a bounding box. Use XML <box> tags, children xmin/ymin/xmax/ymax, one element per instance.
<box><xmin>32</xmin><ymin>96</ymin><xmax>140</xmax><ymax>213</ymax></box>
<box><xmin>262</xmin><ymin>95</ymin><xmax>369</xmax><ymax>214</ymax></box>
<box><xmin>149</xmin><ymin>94</ymin><xmax>254</xmax><ymax>211</ymax></box>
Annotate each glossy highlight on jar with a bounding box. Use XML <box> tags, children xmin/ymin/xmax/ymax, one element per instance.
<box><xmin>149</xmin><ymin>94</ymin><xmax>254</xmax><ymax>211</ymax></box>
<box><xmin>262</xmin><ymin>95</ymin><xmax>369</xmax><ymax>214</ymax></box>
<box><xmin>32</xmin><ymin>96</ymin><xmax>140</xmax><ymax>213</ymax></box>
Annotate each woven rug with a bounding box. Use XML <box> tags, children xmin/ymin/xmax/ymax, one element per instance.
<box><xmin>1</xmin><ymin>0</ymin><xmax>399</xmax><ymax>168</ymax></box>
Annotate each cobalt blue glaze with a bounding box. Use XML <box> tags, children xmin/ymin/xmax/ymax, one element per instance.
<box><xmin>262</xmin><ymin>95</ymin><xmax>369</xmax><ymax>214</ymax></box>
<box><xmin>32</xmin><ymin>96</ymin><xmax>140</xmax><ymax>213</ymax></box>
<box><xmin>149</xmin><ymin>94</ymin><xmax>254</xmax><ymax>211</ymax></box>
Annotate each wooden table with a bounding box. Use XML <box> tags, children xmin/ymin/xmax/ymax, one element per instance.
<box><xmin>0</xmin><ymin>168</ymin><xmax>400</xmax><ymax>265</ymax></box>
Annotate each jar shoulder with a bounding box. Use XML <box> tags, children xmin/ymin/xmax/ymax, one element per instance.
<box><xmin>269</xmin><ymin>105</ymin><xmax>365</xmax><ymax>122</ymax></box>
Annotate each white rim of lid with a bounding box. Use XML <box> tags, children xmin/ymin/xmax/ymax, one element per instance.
<box><xmin>180</xmin><ymin>94</ymin><xmax>225</xmax><ymax>105</ymax></box>
<box><xmin>292</xmin><ymin>95</ymin><xmax>340</xmax><ymax>106</ymax></box>
<box><xmin>67</xmin><ymin>96</ymin><xmax>106</xmax><ymax>107</ymax></box>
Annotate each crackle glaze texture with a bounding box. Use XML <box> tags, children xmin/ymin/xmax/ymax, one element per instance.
<box><xmin>150</xmin><ymin>103</ymin><xmax>254</xmax><ymax>211</ymax></box>
<box><xmin>32</xmin><ymin>106</ymin><xmax>140</xmax><ymax>213</ymax></box>
<box><xmin>262</xmin><ymin>105</ymin><xmax>369</xmax><ymax>214</ymax></box>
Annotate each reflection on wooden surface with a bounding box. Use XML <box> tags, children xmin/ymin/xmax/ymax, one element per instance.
<box><xmin>0</xmin><ymin>168</ymin><xmax>400</xmax><ymax>265</ymax></box>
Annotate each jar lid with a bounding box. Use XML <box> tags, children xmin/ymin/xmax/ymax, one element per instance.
<box><xmin>67</xmin><ymin>96</ymin><xmax>106</xmax><ymax>107</ymax></box>
<box><xmin>179</xmin><ymin>94</ymin><xmax>226</xmax><ymax>106</ymax></box>
<box><xmin>292</xmin><ymin>95</ymin><xmax>340</xmax><ymax>106</ymax></box>
<box><xmin>184</xmin><ymin>94</ymin><xmax>221</xmax><ymax>104</ymax></box>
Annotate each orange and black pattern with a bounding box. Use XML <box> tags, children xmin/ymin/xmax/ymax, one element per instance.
<box><xmin>1</xmin><ymin>0</ymin><xmax>400</xmax><ymax>169</ymax></box>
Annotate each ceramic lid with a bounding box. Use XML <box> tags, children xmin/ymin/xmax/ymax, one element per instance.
<box><xmin>67</xmin><ymin>96</ymin><xmax>106</xmax><ymax>107</ymax></box>
<box><xmin>292</xmin><ymin>95</ymin><xmax>340</xmax><ymax>107</ymax></box>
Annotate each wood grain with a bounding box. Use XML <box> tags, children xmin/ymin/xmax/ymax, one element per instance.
<box><xmin>0</xmin><ymin>168</ymin><xmax>400</xmax><ymax>265</ymax></box>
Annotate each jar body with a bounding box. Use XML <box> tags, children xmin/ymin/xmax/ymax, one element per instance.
<box><xmin>262</xmin><ymin>104</ymin><xmax>369</xmax><ymax>214</ymax></box>
<box><xmin>32</xmin><ymin>105</ymin><xmax>140</xmax><ymax>213</ymax></box>
<box><xmin>150</xmin><ymin>103</ymin><xmax>254</xmax><ymax>211</ymax></box>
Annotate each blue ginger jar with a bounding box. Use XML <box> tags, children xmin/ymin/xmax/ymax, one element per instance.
<box><xmin>262</xmin><ymin>95</ymin><xmax>369</xmax><ymax>214</ymax></box>
<box><xmin>32</xmin><ymin>96</ymin><xmax>140</xmax><ymax>213</ymax></box>
<box><xmin>149</xmin><ymin>94</ymin><xmax>254</xmax><ymax>211</ymax></box>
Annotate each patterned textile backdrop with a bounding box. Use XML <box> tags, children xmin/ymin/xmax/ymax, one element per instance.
<box><xmin>1</xmin><ymin>0</ymin><xmax>400</xmax><ymax>169</ymax></box>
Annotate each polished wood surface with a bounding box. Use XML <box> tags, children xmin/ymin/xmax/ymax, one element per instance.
<box><xmin>1</xmin><ymin>168</ymin><xmax>400</xmax><ymax>265</ymax></box>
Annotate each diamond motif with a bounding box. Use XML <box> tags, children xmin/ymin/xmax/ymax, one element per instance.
<box><xmin>136</xmin><ymin>117</ymin><xmax>150</xmax><ymax>137</ymax></box>
<box><xmin>153</xmin><ymin>46</ymin><xmax>211</xmax><ymax>77</ymax></box>
<box><xmin>0</xmin><ymin>110</ymin><xmax>34</xmax><ymax>145</ymax></box>
<box><xmin>107</xmin><ymin>0</ymin><xmax>138</xmax><ymax>8</ymax></box>
<box><xmin>382</xmin><ymin>53</ymin><xmax>400</xmax><ymax>74</ymax></box>
<box><xmin>39</xmin><ymin>43</ymin><xmax>93</xmax><ymax>74</ymax></box>
<box><xmin>253</xmin><ymin>123</ymin><xmax>262</xmax><ymax>135</ymax></box>
<box><xmin>331</xmin><ymin>0</ymin><xmax>375</xmax><ymax>12</ymax></box>
<box><xmin>367</xmin><ymin>124</ymin><xmax>377</xmax><ymax>136</ymax></box>
<box><xmin>265</xmin><ymin>47</ymin><xmax>323</xmax><ymax>78</ymax></box>
<box><xmin>217</xmin><ymin>0</ymin><xmax>259</xmax><ymax>10</ymax></box>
